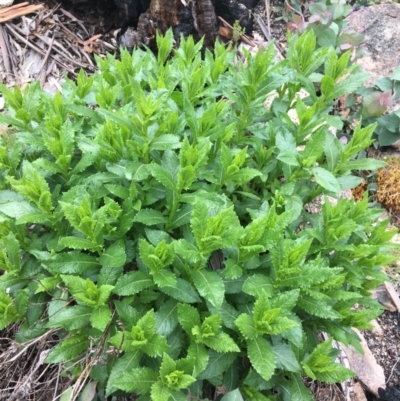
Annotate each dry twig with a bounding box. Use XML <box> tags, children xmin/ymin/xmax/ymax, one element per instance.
<box><xmin>217</xmin><ymin>16</ymin><xmax>256</xmax><ymax>47</ymax></box>
<box><xmin>0</xmin><ymin>2</ymin><xmax>44</xmax><ymax>24</ymax></box>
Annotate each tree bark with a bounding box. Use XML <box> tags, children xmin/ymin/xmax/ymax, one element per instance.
<box><xmin>134</xmin><ymin>0</ymin><xmax>217</xmax><ymax>48</ymax></box>
<box><xmin>116</xmin><ymin>0</ymin><xmax>257</xmax><ymax>48</ymax></box>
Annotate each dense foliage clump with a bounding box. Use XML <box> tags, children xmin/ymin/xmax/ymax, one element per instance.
<box><xmin>0</xmin><ymin>30</ymin><xmax>395</xmax><ymax>400</ymax></box>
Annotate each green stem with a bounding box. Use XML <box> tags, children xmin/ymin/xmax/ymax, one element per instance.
<box><xmin>166</xmin><ymin>191</ymin><xmax>181</xmax><ymax>231</ymax></box>
<box><xmin>143</xmin><ymin>145</ymin><xmax>150</xmax><ymax>164</ymax></box>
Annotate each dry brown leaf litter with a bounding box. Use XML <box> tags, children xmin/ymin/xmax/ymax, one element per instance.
<box><xmin>363</xmin><ymin>310</ymin><xmax>400</xmax><ymax>389</ymax></box>
<box><xmin>0</xmin><ymin>325</ymin><xmax>70</xmax><ymax>400</ymax></box>
<box><xmin>377</xmin><ymin>157</ymin><xmax>400</xmax><ymax>214</ymax></box>
<box><xmin>0</xmin><ymin>1</ymin><xmax>116</xmax><ymax>93</ymax></box>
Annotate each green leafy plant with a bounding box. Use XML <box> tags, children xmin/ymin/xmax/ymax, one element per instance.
<box><xmin>340</xmin><ymin>65</ymin><xmax>400</xmax><ymax>146</ymax></box>
<box><xmin>285</xmin><ymin>0</ymin><xmax>365</xmax><ymax>54</ymax></box>
<box><xmin>232</xmin><ymin>20</ymin><xmax>246</xmax><ymax>44</ymax></box>
<box><xmin>0</xmin><ymin>29</ymin><xmax>395</xmax><ymax>400</ymax></box>
<box><xmin>283</xmin><ymin>0</ymin><xmax>400</xmax><ymax>149</ymax></box>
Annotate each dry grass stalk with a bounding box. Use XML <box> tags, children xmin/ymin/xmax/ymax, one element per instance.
<box><xmin>0</xmin><ymin>324</ymin><xmax>71</xmax><ymax>400</ymax></box>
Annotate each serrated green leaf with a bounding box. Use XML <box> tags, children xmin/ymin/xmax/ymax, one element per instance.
<box><xmin>142</xmin><ymin>334</ymin><xmax>169</xmax><ymax>357</ymax></box>
<box><xmin>169</xmin><ymin>391</ymin><xmax>189</xmax><ymax>401</ymax></box>
<box><xmin>242</xmin><ymin>275</ymin><xmax>274</xmax><ymax>298</ymax></box>
<box><xmin>174</xmin><ymin>239</ymin><xmax>202</xmax><ymax>264</ymax></box>
<box><xmin>114</xmin><ymin>300</ymin><xmax>139</xmax><ymax>328</ymax></box>
<box><xmin>15</xmin><ymin>290</ymin><xmax>29</xmax><ymax>318</ymax></box>
<box><xmin>227</xmin><ymin>168</ymin><xmax>263</xmax><ymax>185</ymax></box>
<box><xmin>339</xmin><ymin>158</ymin><xmax>386</xmax><ymax>172</ymax></box>
<box><xmin>177</xmin><ymin>303</ymin><xmax>201</xmax><ymax>334</ymax></box>
<box><xmin>321</xmin><ymin>76</ymin><xmax>335</xmax><ymax>98</ymax></box>
<box><xmin>4</xmin><ymin>233</ymin><xmax>21</xmax><ymax>270</ymax></box>
<box><xmin>301</xmin><ymin>129</ymin><xmax>326</xmax><ymax>161</ymax></box>
<box><xmin>298</xmin><ymin>295</ymin><xmax>341</xmax><ymax>319</ymax></box>
<box><xmin>202</xmin><ymin>332</ymin><xmax>240</xmax><ymax>353</ymax></box>
<box><xmin>98</xmin><ymin>265</ymin><xmax>123</xmax><ymax>286</ymax></box>
<box><xmin>151</xmin><ymin>134</ymin><xmax>181</xmax><ymax>151</ymax></box>
<box><xmin>313</xmin><ymin>364</ymin><xmax>355</xmax><ymax>383</ymax></box>
<box><xmin>96</xmin><ymin>108</ymin><xmax>136</xmax><ymax>130</ymax></box>
<box><xmin>106</xmin><ymin>351</ymin><xmax>142</xmax><ymax>396</ymax></box>
<box><xmin>98</xmin><ymin>240</ymin><xmax>126</xmax><ymax>267</ymax></box>
<box><xmin>139</xmin><ymin>239</ymin><xmax>175</xmax><ymax>272</ymax></box>
<box><xmin>145</xmin><ymin>228</ymin><xmax>173</xmax><ymax>246</ymax></box>
<box><xmin>151</xmin><ymin>381</ymin><xmax>172</xmax><ymax>401</ymax></box>
<box><xmin>207</xmin><ymin>300</ymin><xmax>240</xmax><ymax>330</ymax></box>
<box><xmin>91</xmin><ymin>305</ymin><xmax>112</xmax><ymax>331</ymax></box>
<box><xmin>199</xmin><ymin>350</ymin><xmax>238</xmax><ymax>380</ymax></box>
<box><xmin>113</xmin><ymin>271</ymin><xmax>153</xmax><ymax>296</ymax></box>
<box><xmin>58</xmin><ymin>237</ymin><xmax>97</xmax><ymax>251</ymax></box>
<box><xmin>42</xmin><ymin>252</ymin><xmax>101</xmax><ymax>274</ymax></box>
<box><xmin>0</xmin><ymin>290</ymin><xmax>18</xmax><ymax>329</ymax></box>
<box><xmin>270</xmin><ymin>290</ymin><xmax>300</xmax><ymax>313</ymax></box>
<box><xmin>191</xmin><ymin>269</ymin><xmax>225</xmax><ymax>308</ymax></box>
<box><xmin>312</xmin><ymin>167</ymin><xmax>341</xmax><ymax>193</ymax></box>
<box><xmin>168</xmin><ymin>204</ymin><xmax>193</xmax><ymax>230</ymax></box>
<box><xmin>0</xmin><ymin>200</ymin><xmax>42</xmax><ymax>220</ymax></box>
<box><xmin>152</xmin><ymin>268</ymin><xmax>177</xmax><ymax>288</ymax></box>
<box><xmin>287</xmin><ymin>374</ymin><xmax>313</xmax><ymax>401</ymax></box>
<box><xmin>253</xmin><ymin>289</ymin><xmax>270</xmax><ymax>323</ymax></box>
<box><xmin>148</xmin><ymin>164</ymin><xmax>177</xmax><ymax>191</ymax></box>
<box><xmin>325</xmin><ymin>134</ymin><xmax>340</xmax><ymax>171</ymax></box>
<box><xmin>35</xmin><ymin>276</ymin><xmax>60</xmax><ymax>294</ymax></box>
<box><xmin>46</xmin><ymin>305</ymin><xmax>92</xmax><ymax>330</ymax></box>
<box><xmin>247</xmin><ymin>337</ymin><xmax>276</xmax><ymax>381</ymax></box>
<box><xmin>188</xmin><ymin>341</ymin><xmax>209</xmax><ymax>376</ymax></box>
<box><xmin>156</xmin><ymin>299</ymin><xmax>179</xmax><ymax>336</ymax></box>
<box><xmin>0</xmin><ymin>273</ymin><xmax>24</xmax><ymax>291</ymax></box>
<box><xmin>159</xmin><ymin>278</ymin><xmax>201</xmax><ymax>303</ymax></box>
<box><xmin>272</xmin><ymin>343</ymin><xmax>302</xmax><ymax>373</ymax></box>
<box><xmin>303</xmin><ymin>338</ymin><xmax>355</xmax><ymax>382</ymax></box>
<box><xmin>235</xmin><ymin>314</ymin><xmax>257</xmax><ymax>340</ymax></box>
<box><xmin>114</xmin><ymin>367</ymin><xmax>159</xmax><ymax>393</ymax></box>
<box><xmin>191</xmin><ymin>201</ymin><xmax>208</xmax><ymax>246</ymax></box>
<box><xmin>45</xmin><ymin>336</ymin><xmax>89</xmax><ymax>363</ymax></box>
<box><xmin>15</xmin><ymin>211</ymin><xmax>53</xmax><ymax>225</ymax></box>
<box><xmin>134</xmin><ymin>209</ymin><xmax>167</xmax><ymax>225</ymax></box>
<box><xmin>330</xmin><ymin>72</ymin><xmax>368</xmax><ymax>99</ymax></box>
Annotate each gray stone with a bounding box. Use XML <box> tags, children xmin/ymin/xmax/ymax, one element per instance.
<box><xmin>384</xmin><ymin>282</ymin><xmax>400</xmax><ymax>312</ymax></box>
<box><xmin>372</xmin><ymin>284</ymin><xmax>397</xmax><ymax>312</ymax></box>
<box><xmin>352</xmin><ymin>382</ymin><xmax>368</xmax><ymax>401</ymax></box>
<box><xmin>347</xmin><ymin>3</ymin><xmax>400</xmax><ymax>112</ymax></box>
<box><xmin>342</xmin><ymin>328</ymin><xmax>386</xmax><ymax>397</ymax></box>
<box><xmin>370</xmin><ymin>318</ymin><xmax>384</xmax><ymax>338</ymax></box>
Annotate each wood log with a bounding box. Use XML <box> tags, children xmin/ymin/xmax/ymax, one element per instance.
<box><xmin>148</xmin><ymin>0</ymin><xmax>217</xmax><ymax>47</ymax></box>
<box><xmin>67</xmin><ymin>0</ymin><xmax>258</xmax><ymax>48</ymax></box>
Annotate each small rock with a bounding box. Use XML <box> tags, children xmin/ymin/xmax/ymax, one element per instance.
<box><xmin>119</xmin><ymin>27</ymin><xmax>140</xmax><ymax>50</ymax></box>
<box><xmin>0</xmin><ymin>0</ymin><xmax>13</xmax><ymax>9</ymax></box>
<box><xmin>370</xmin><ymin>319</ymin><xmax>384</xmax><ymax>338</ymax></box>
<box><xmin>343</xmin><ymin>328</ymin><xmax>386</xmax><ymax>397</ymax></box>
<box><xmin>353</xmin><ymin>382</ymin><xmax>368</xmax><ymax>401</ymax></box>
<box><xmin>347</xmin><ymin>3</ymin><xmax>400</xmax><ymax>113</ymax></box>
<box><xmin>372</xmin><ymin>285</ymin><xmax>397</xmax><ymax>312</ymax></box>
<box><xmin>384</xmin><ymin>282</ymin><xmax>400</xmax><ymax>312</ymax></box>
